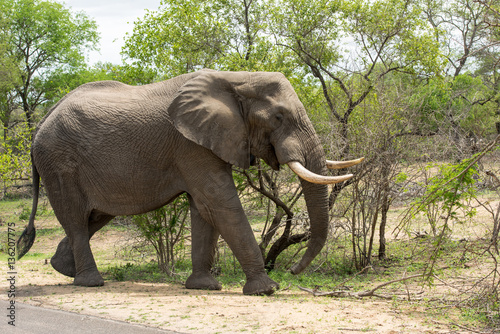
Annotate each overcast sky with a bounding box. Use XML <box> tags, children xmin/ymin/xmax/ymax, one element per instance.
<box><xmin>63</xmin><ymin>0</ymin><xmax>161</xmax><ymax>65</ymax></box>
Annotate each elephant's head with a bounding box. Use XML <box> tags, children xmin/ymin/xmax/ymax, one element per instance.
<box><xmin>169</xmin><ymin>70</ymin><xmax>363</xmax><ymax>274</ymax></box>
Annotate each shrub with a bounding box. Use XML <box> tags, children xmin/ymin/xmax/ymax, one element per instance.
<box><xmin>131</xmin><ymin>194</ymin><xmax>190</xmax><ymax>275</ymax></box>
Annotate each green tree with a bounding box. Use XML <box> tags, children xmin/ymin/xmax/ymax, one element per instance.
<box><xmin>0</xmin><ymin>10</ymin><xmax>20</xmax><ymax>140</ymax></box>
<box><xmin>475</xmin><ymin>0</ymin><xmax>500</xmax><ymax>135</ymax></box>
<box><xmin>422</xmin><ymin>0</ymin><xmax>498</xmax><ymax>142</ymax></box>
<box><xmin>123</xmin><ymin>0</ymin><xmax>294</xmax><ymax>77</ymax></box>
<box><xmin>42</xmin><ymin>62</ymin><xmax>158</xmax><ymax>106</ymax></box>
<box><xmin>408</xmin><ymin>74</ymin><xmax>493</xmax><ymax>141</ymax></box>
<box><xmin>269</xmin><ymin>0</ymin><xmax>444</xmax><ymax>155</ymax></box>
<box><xmin>1</xmin><ymin>0</ymin><xmax>99</xmax><ymax>128</ymax></box>
<box><xmin>0</xmin><ymin>122</ymin><xmax>31</xmax><ymax>196</ymax></box>
<box><xmin>267</xmin><ymin>0</ymin><xmax>445</xmax><ymax>268</ymax></box>
<box><xmin>268</xmin><ymin>0</ymin><xmax>445</xmax><ymax>220</ymax></box>
<box><xmin>424</xmin><ymin>0</ymin><xmax>495</xmax><ymax>77</ymax></box>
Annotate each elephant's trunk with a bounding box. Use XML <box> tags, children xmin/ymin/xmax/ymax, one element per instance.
<box><xmin>287</xmin><ymin>144</ymin><xmax>363</xmax><ymax>274</ymax></box>
<box><xmin>288</xmin><ymin>137</ymin><xmax>331</xmax><ymax>275</ymax></box>
<box><xmin>290</xmin><ymin>176</ymin><xmax>330</xmax><ymax>274</ymax></box>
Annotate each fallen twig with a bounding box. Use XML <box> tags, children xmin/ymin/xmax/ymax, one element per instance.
<box><xmin>299</xmin><ymin>273</ymin><xmax>425</xmax><ymax>300</ymax></box>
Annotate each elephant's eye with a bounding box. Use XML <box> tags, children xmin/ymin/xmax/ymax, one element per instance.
<box><xmin>275</xmin><ymin>113</ymin><xmax>284</xmax><ymax>122</ymax></box>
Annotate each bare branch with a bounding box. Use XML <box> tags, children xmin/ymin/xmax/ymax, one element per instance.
<box><xmin>298</xmin><ymin>272</ymin><xmax>426</xmax><ymax>300</ymax></box>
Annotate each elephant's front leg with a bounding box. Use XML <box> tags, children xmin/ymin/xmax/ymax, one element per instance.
<box><xmin>187</xmin><ymin>181</ymin><xmax>279</xmax><ymax>295</ymax></box>
<box><xmin>185</xmin><ymin>195</ymin><xmax>222</xmax><ymax>291</ymax></box>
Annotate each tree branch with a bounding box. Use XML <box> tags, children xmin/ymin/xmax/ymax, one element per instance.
<box><xmin>299</xmin><ymin>272</ymin><xmax>426</xmax><ymax>300</ymax></box>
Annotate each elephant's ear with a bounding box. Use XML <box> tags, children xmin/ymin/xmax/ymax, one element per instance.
<box><xmin>168</xmin><ymin>71</ymin><xmax>251</xmax><ymax>169</ymax></box>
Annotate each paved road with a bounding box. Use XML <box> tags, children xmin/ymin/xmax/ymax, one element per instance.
<box><xmin>1</xmin><ymin>300</ymin><xmax>181</xmax><ymax>334</ymax></box>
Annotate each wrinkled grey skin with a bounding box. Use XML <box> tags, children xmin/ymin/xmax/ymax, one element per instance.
<box><xmin>20</xmin><ymin>70</ymin><xmax>332</xmax><ymax>295</ymax></box>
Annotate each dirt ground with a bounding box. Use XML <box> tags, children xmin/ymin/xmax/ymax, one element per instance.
<box><xmin>5</xmin><ymin>270</ymin><xmax>460</xmax><ymax>334</ymax></box>
<box><xmin>2</xmin><ymin>217</ymin><xmax>484</xmax><ymax>334</ymax></box>
<box><xmin>9</xmin><ymin>279</ymin><xmax>440</xmax><ymax>333</ymax></box>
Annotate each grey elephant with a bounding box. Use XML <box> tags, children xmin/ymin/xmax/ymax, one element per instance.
<box><xmin>17</xmin><ymin>69</ymin><xmax>362</xmax><ymax>295</ymax></box>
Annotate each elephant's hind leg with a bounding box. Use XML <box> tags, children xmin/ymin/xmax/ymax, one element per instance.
<box><xmin>51</xmin><ymin>211</ymin><xmax>113</xmax><ymax>279</ymax></box>
<box><xmin>185</xmin><ymin>196</ymin><xmax>222</xmax><ymax>291</ymax></box>
<box><xmin>48</xmin><ymin>178</ymin><xmax>105</xmax><ymax>287</ymax></box>
<box><xmin>51</xmin><ymin>236</ymin><xmax>76</xmax><ymax>277</ymax></box>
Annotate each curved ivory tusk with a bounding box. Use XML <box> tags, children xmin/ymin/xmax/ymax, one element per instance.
<box><xmin>326</xmin><ymin>157</ymin><xmax>365</xmax><ymax>170</ymax></box>
<box><xmin>287</xmin><ymin>161</ymin><xmax>353</xmax><ymax>185</ymax></box>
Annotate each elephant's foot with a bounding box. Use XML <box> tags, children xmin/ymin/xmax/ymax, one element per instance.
<box><xmin>243</xmin><ymin>274</ymin><xmax>279</xmax><ymax>296</ymax></box>
<box><xmin>73</xmin><ymin>270</ymin><xmax>104</xmax><ymax>287</ymax></box>
<box><xmin>185</xmin><ymin>271</ymin><xmax>222</xmax><ymax>291</ymax></box>
<box><xmin>51</xmin><ymin>237</ymin><xmax>76</xmax><ymax>278</ymax></box>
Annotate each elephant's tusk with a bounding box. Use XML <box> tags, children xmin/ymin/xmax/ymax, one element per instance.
<box><xmin>287</xmin><ymin>161</ymin><xmax>353</xmax><ymax>185</ymax></box>
<box><xmin>326</xmin><ymin>157</ymin><xmax>365</xmax><ymax>169</ymax></box>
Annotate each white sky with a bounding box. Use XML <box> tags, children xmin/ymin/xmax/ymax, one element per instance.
<box><xmin>63</xmin><ymin>0</ymin><xmax>161</xmax><ymax>65</ymax></box>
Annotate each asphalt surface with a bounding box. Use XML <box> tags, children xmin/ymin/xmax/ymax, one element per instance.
<box><xmin>1</xmin><ymin>300</ymin><xmax>181</xmax><ymax>334</ymax></box>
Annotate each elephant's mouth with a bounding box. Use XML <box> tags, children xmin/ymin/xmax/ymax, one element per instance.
<box><xmin>258</xmin><ymin>145</ymin><xmax>280</xmax><ymax>171</ymax></box>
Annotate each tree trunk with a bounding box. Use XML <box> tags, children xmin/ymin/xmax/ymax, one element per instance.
<box><xmin>379</xmin><ymin>193</ymin><xmax>390</xmax><ymax>260</ymax></box>
<box><xmin>379</xmin><ymin>164</ymin><xmax>392</xmax><ymax>260</ymax></box>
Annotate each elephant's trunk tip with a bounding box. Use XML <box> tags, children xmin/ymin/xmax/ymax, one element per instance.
<box><xmin>289</xmin><ymin>236</ymin><xmax>325</xmax><ymax>275</ymax></box>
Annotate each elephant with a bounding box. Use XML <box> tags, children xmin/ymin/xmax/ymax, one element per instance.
<box><xmin>17</xmin><ymin>69</ymin><xmax>363</xmax><ymax>295</ymax></box>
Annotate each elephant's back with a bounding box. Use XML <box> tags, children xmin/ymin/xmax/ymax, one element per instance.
<box><xmin>36</xmin><ymin>81</ymin><xmax>158</xmax><ymax>142</ymax></box>
<box><xmin>37</xmin><ymin>71</ymin><xmax>202</xmax><ymax>133</ymax></box>
<box><xmin>31</xmin><ymin>71</ymin><xmax>205</xmax><ymax>176</ymax></box>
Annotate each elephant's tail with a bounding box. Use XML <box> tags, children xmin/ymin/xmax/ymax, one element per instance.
<box><xmin>17</xmin><ymin>158</ymin><xmax>39</xmax><ymax>259</ymax></box>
